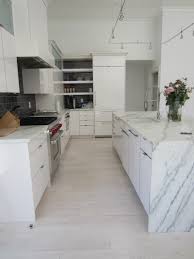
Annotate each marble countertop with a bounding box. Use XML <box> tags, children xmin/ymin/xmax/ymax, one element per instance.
<box><xmin>0</xmin><ymin>126</ymin><xmax>48</xmax><ymax>144</ymax></box>
<box><xmin>114</xmin><ymin>111</ymin><xmax>194</xmax><ymax>146</ymax></box>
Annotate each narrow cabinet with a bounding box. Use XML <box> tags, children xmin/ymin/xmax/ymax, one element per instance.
<box><xmin>0</xmin><ymin>27</ymin><xmax>19</xmax><ymax>93</ymax></box>
<box><xmin>139</xmin><ymin>150</ymin><xmax>152</xmax><ymax>214</ymax></box>
<box><xmin>0</xmin><ymin>30</ymin><xmax>6</xmax><ymax>92</ymax></box>
<box><xmin>128</xmin><ymin>129</ymin><xmax>140</xmax><ymax>194</ymax></box>
<box><xmin>120</xmin><ymin>128</ymin><xmax>129</xmax><ymax>174</ymax></box>
<box><xmin>70</xmin><ymin>111</ymin><xmax>80</xmax><ymax>136</ymax></box>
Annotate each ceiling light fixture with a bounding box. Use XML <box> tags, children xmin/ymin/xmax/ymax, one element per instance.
<box><xmin>109</xmin><ymin>0</ymin><xmax>126</xmax><ymax>43</ymax></box>
<box><xmin>162</xmin><ymin>22</ymin><xmax>194</xmax><ymax>45</ymax></box>
<box><xmin>180</xmin><ymin>30</ymin><xmax>183</xmax><ymax>39</ymax></box>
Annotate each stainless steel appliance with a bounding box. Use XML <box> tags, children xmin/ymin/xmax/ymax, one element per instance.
<box><xmin>49</xmin><ymin>123</ymin><xmax>63</xmax><ymax>177</ymax></box>
<box><xmin>20</xmin><ymin>115</ymin><xmax>63</xmax><ymax>177</ymax></box>
<box><xmin>65</xmin><ymin>112</ymin><xmax>70</xmax><ymax>132</ymax></box>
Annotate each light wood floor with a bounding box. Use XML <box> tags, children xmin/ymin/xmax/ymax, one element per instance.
<box><xmin>1</xmin><ymin>138</ymin><xmax>194</xmax><ymax>259</ymax></box>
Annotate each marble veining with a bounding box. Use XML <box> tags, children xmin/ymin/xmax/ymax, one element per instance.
<box><xmin>115</xmin><ymin>111</ymin><xmax>194</xmax><ymax>233</ymax></box>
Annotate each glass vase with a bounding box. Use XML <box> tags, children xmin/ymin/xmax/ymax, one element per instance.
<box><xmin>168</xmin><ymin>101</ymin><xmax>182</xmax><ymax>122</ymax></box>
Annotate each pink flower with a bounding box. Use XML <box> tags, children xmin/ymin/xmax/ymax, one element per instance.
<box><xmin>164</xmin><ymin>86</ymin><xmax>175</xmax><ymax>96</ymax></box>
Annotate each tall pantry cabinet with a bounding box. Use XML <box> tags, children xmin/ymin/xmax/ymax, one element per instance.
<box><xmin>93</xmin><ymin>54</ymin><xmax>126</xmax><ymax>136</ymax></box>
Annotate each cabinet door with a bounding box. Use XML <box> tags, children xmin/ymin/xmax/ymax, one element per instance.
<box><xmin>120</xmin><ymin>129</ymin><xmax>129</xmax><ymax>174</ymax></box>
<box><xmin>0</xmin><ymin>0</ymin><xmax>14</xmax><ymax>35</ymax></box>
<box><xmin>70</xmin><ymin>111</ymin><xmax>80</xmax><ymax>135</ymax></box>
<box><xmin>139</xmin><ymin>150</ymin><xmax>152</xmax><ymax>214</ymax></box>
<box><xmin>93</xmin><ymin>66</ymin><xmax>125</xmax><ymax>110</ymax></box>
<box><xmin>1</xmin><ymin>28</ymin><xmax>19</xmax><ymax>93</ymax></box>
<box><xmin>128</xmin><ymin>130</ymin><xmax>140</xmax><ymax>194</ymax></box>
<box><xmin>0</xmin><ymin>30</ymin><xmax>7</xmax><ymax>92</ymax></box>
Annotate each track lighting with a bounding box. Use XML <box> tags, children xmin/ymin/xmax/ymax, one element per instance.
<box><xmin>180</xmin><ymin>30</ymin><xmax>183</xmax><ymax>39</ymax></box>
<box><xmin>119</xmin><ymin>11</ymin><xmax>124</xmax><ymax>21</ymax></box>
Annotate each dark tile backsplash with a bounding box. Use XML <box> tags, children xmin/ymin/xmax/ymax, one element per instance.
<box><xmin>0</xmin><ymin>93</ymin><xmax>36</xmax><ymax>118</ymax></box>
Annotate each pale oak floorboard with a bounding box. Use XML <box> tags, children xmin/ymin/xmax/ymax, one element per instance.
<box><xmin>0</xmin><ymin>138</ymin><xmax>194</xmax><ymax>259</ymax></box>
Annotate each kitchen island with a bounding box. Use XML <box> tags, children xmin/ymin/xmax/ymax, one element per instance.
<box><xmin>113</xmin><ymin>111</ymin><xmax>194</xmax><ymax>233</ymax></box>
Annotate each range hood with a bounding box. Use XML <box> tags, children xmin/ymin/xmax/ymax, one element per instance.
<box><xmin>17</xmin><ymin>56</ymin><xmax>53</xmax><ymax>69</ymax></box>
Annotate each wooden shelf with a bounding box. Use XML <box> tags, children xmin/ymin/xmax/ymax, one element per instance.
<box><xmin>54</xmin><ymin>81</ymin><xmax>93</xmax><ymax>85</ymax></box>
<box><xmin>54</xmin><ymin>92</ymin><xmax>94</xmax><ymax>96</ymax></box>
<box><xmin>62</xmin><ymin>68</ymin><xmax>93</xmax><ymax>73</ymax></box>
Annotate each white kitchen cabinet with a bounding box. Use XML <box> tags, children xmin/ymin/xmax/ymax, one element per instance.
<box><xmin>70</xmin><ymin>111</ymin><xmax>80</xmax><ymax>136</ymax></box>
<box><xmin>0</xmin><ymin>27</ymin><xmax>19</xmax><ymax>93</ymax></box>
<box><xmin>12</xmin><ymin>0</ymin><xmax>53</xmax><ymax>65</ymax></box>
<box><xmin>0</xmin><ymin>129</ymin><xmax>50</xmax><ymax>223</ymax></box>
<box><xmin>139</xmin><ymin>149</ymin><xmax>152</xmax><ymax>214</ymax></box>
<box><xmin>93</xmin><ymin>54</ymin><xmax>126</xmax><ymax>137</ymax></box>
<box><xmin>93</xmin><ymin>55</ymin><xmax>126</xmax><ymax>67</ymax></box>
<box><xmin>93</xmin><ymin>66</ymin><xmax>125</xmax><ymax>110</ymax></box>
<box><xmin>120</xmin><ymin>128</ymin><xmax>129</xmax><ymax>174</ymax></box>
<box><xmin>95</xmin><ymin>111</ymin><xmax>112</xmax><ymax>136</ymax></box>
<box><xmin>128</xmin><ymin>129</ymin><xmax>140</xmax><ymax>194</ymax></box>
<box><xmin>0</xmin><ymin>29</ymin><xmax>6</xmax><ymax>92</ymax></box>
<box><xmin>23</xmin><ymin>69</ymin><xmax>53</xmax><ymax>94</ymax></box>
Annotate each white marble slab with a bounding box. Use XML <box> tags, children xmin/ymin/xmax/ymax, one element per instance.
<box><xmin>115</xmin><ymin>111</ymin><xmax>194</xmax><ymax>232</ymax></box>
<box><xmin>0</xmin><ymin>126</ymin><xmax>48</xmax><ymax>143</ymax></box>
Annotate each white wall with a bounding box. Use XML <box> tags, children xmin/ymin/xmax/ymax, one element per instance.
<box><xmin>159</xmin><ymin>8</ymin><xmax>194</xmax><ymax>119</ymax></box>
<box><xmin>125</xmin><ymin>61</ymin><xmax>152</xmax><ymax>111</ymax></box>
<box><xmin>48</xmin><ymin>18</ymin><xmax>156</xmax><ymax>60</ymax></box>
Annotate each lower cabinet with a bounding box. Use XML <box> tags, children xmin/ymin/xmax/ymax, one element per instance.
<box><xmin>113</xmin><ymin>115</ymin><xmax>152</xmax><ymax>215</ymax></box>
<box><xmin>95</xmin><ymin>111</ymin><xmax>112</xmax><ymax>136</ymax></box>
<box><xmin>70</xmin><ymin>111</ymin><xmax>80</xmax><ymax>135</ymax></box>
<box><xmin>128</xmin><ymin>129</ymin><xmax>140</xmax><ymax>195</ymax></box>
<box><xmin>70</xmin><ymin>110</ymin><xmax>94</xmax><ymax>136</ymax></box>
<box><xmin>139</xmin><ymin>149</ymin><xmax>152</xmax><ymax>214</ymax></box>
<box><xmin>0</xmin><ymin>130</ymin><xmax>50</xmax><ymax>223</ymax></box>
<box><xmin>120</xmin><ymin>128</ymin><xmax>129</xmax><ymax>174</ymax></box>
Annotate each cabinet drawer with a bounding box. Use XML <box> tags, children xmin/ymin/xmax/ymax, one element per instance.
<box><xmin>28</xmin><ymin>132</ymin><xmax>47</xmax><ymax>154</ymax></box>
<box><xmin>32</xmin><ymin>160</ymin><xmax>49</xmax><ymax>209</ymax></box>
<box><xmin>80</xmin><ymin>126</ymin><xmax>94</xmax><ymax>135</ymax></box>
<box><xmin>93</xmin><ymin>56</ymin><xmax>125</xmax><ymax>67</ymax></box>
<box><xmin>95</xmin><ymin>111</ymin><xmax>112</xmax><ymax>122</ymax></box>
<box><xmin>141</xmin><ymin>136</ymin><xmax>152</xmax><ymax>158</ymax></box>
<box><xmin>80</xmin><ymin>111</ymin><xmax>94</xmax><ymax>121</ymax></box>
<box><xmin>80</xmin><ymin>120</ymin><xmax>94</xmax><ymax>126</ymax></box>
<box><xmin>30</xmin><ymin>139</ymin><xmax>48</xmax><ymax>179</ymax></box>
<box><xmin>95</xmin><ymin>121</ymin><xmax>112</xmax><ymax>136</ymax></box>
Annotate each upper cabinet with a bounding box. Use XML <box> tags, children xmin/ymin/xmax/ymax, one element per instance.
<box><xmin>0</xmin><ymin>0</ymin><xmax>14</xmax><ymax>35</ymax></box>
<box><xmin>12</xmin><ymin>0</ymin><xmax>54</xmax><ymax>67</ymax></box>
<box><xmin>0</xmin><ymin>26</ymin><xmax>19</xmax><ymax>93</ymax></box>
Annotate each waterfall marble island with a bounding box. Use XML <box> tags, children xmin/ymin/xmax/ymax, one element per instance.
<box><xmin>112</xmin><ymin>111</ymin><xmax>194</xmax><ymax>233</ymax></box>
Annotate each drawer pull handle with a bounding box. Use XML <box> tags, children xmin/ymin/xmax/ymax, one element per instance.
<box><xmin>38</xmin><ymin>144</ymin><xmax>43</xmax><ymax>149</ymax></box>
<box><xmin>128</xmin><ymin>129</ymin><xmax>138</xmax><ymax>137</ymax></box>
<box><xmin>40</xmin><ymin>165</ymin><xmax>44</xmax><ymax>169</ymax></box>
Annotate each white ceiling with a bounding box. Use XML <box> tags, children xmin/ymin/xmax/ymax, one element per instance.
<box><xmin>48</xmin><ymin>0</ymin><xmax>194</xmax><ymax>19</ymax></box>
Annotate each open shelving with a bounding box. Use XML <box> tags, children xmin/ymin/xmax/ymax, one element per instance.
<box><xmin>54</xmin><ymin>80</ymin><xmax>93</xmax><ymax>85</ymax></box>
<box><xmin>54</xmin><ymin>92</ymin><xmax>94</xmax><ymax>96</ymax></box>
<box><xmin>62</xmin><ymin>68</ymin><xmax>93</xmax><ymax>73</ymax></box>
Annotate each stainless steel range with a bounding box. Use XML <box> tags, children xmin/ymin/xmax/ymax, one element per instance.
<box><xmin>20</xmin><ymin>115</ymin><xmax>63</xmax><ymax>177</ymax></box>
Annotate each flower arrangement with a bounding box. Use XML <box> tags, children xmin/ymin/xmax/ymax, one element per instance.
<box><xmin>164</xmin><ymin>78</ymin><xmax>192</xmax><ymax>121</ymax></box>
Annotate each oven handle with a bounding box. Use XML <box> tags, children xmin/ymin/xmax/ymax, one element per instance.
<box><xmin>51</xmin><ymin>130</ymin><xmax>64</xmax><ymax>145</ymax></box>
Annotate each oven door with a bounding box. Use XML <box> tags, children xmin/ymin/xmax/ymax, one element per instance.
<box><xmin>50</xmin><ymin>130</ymin><xmax>63</xmax><ymax>176</ymax></box>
